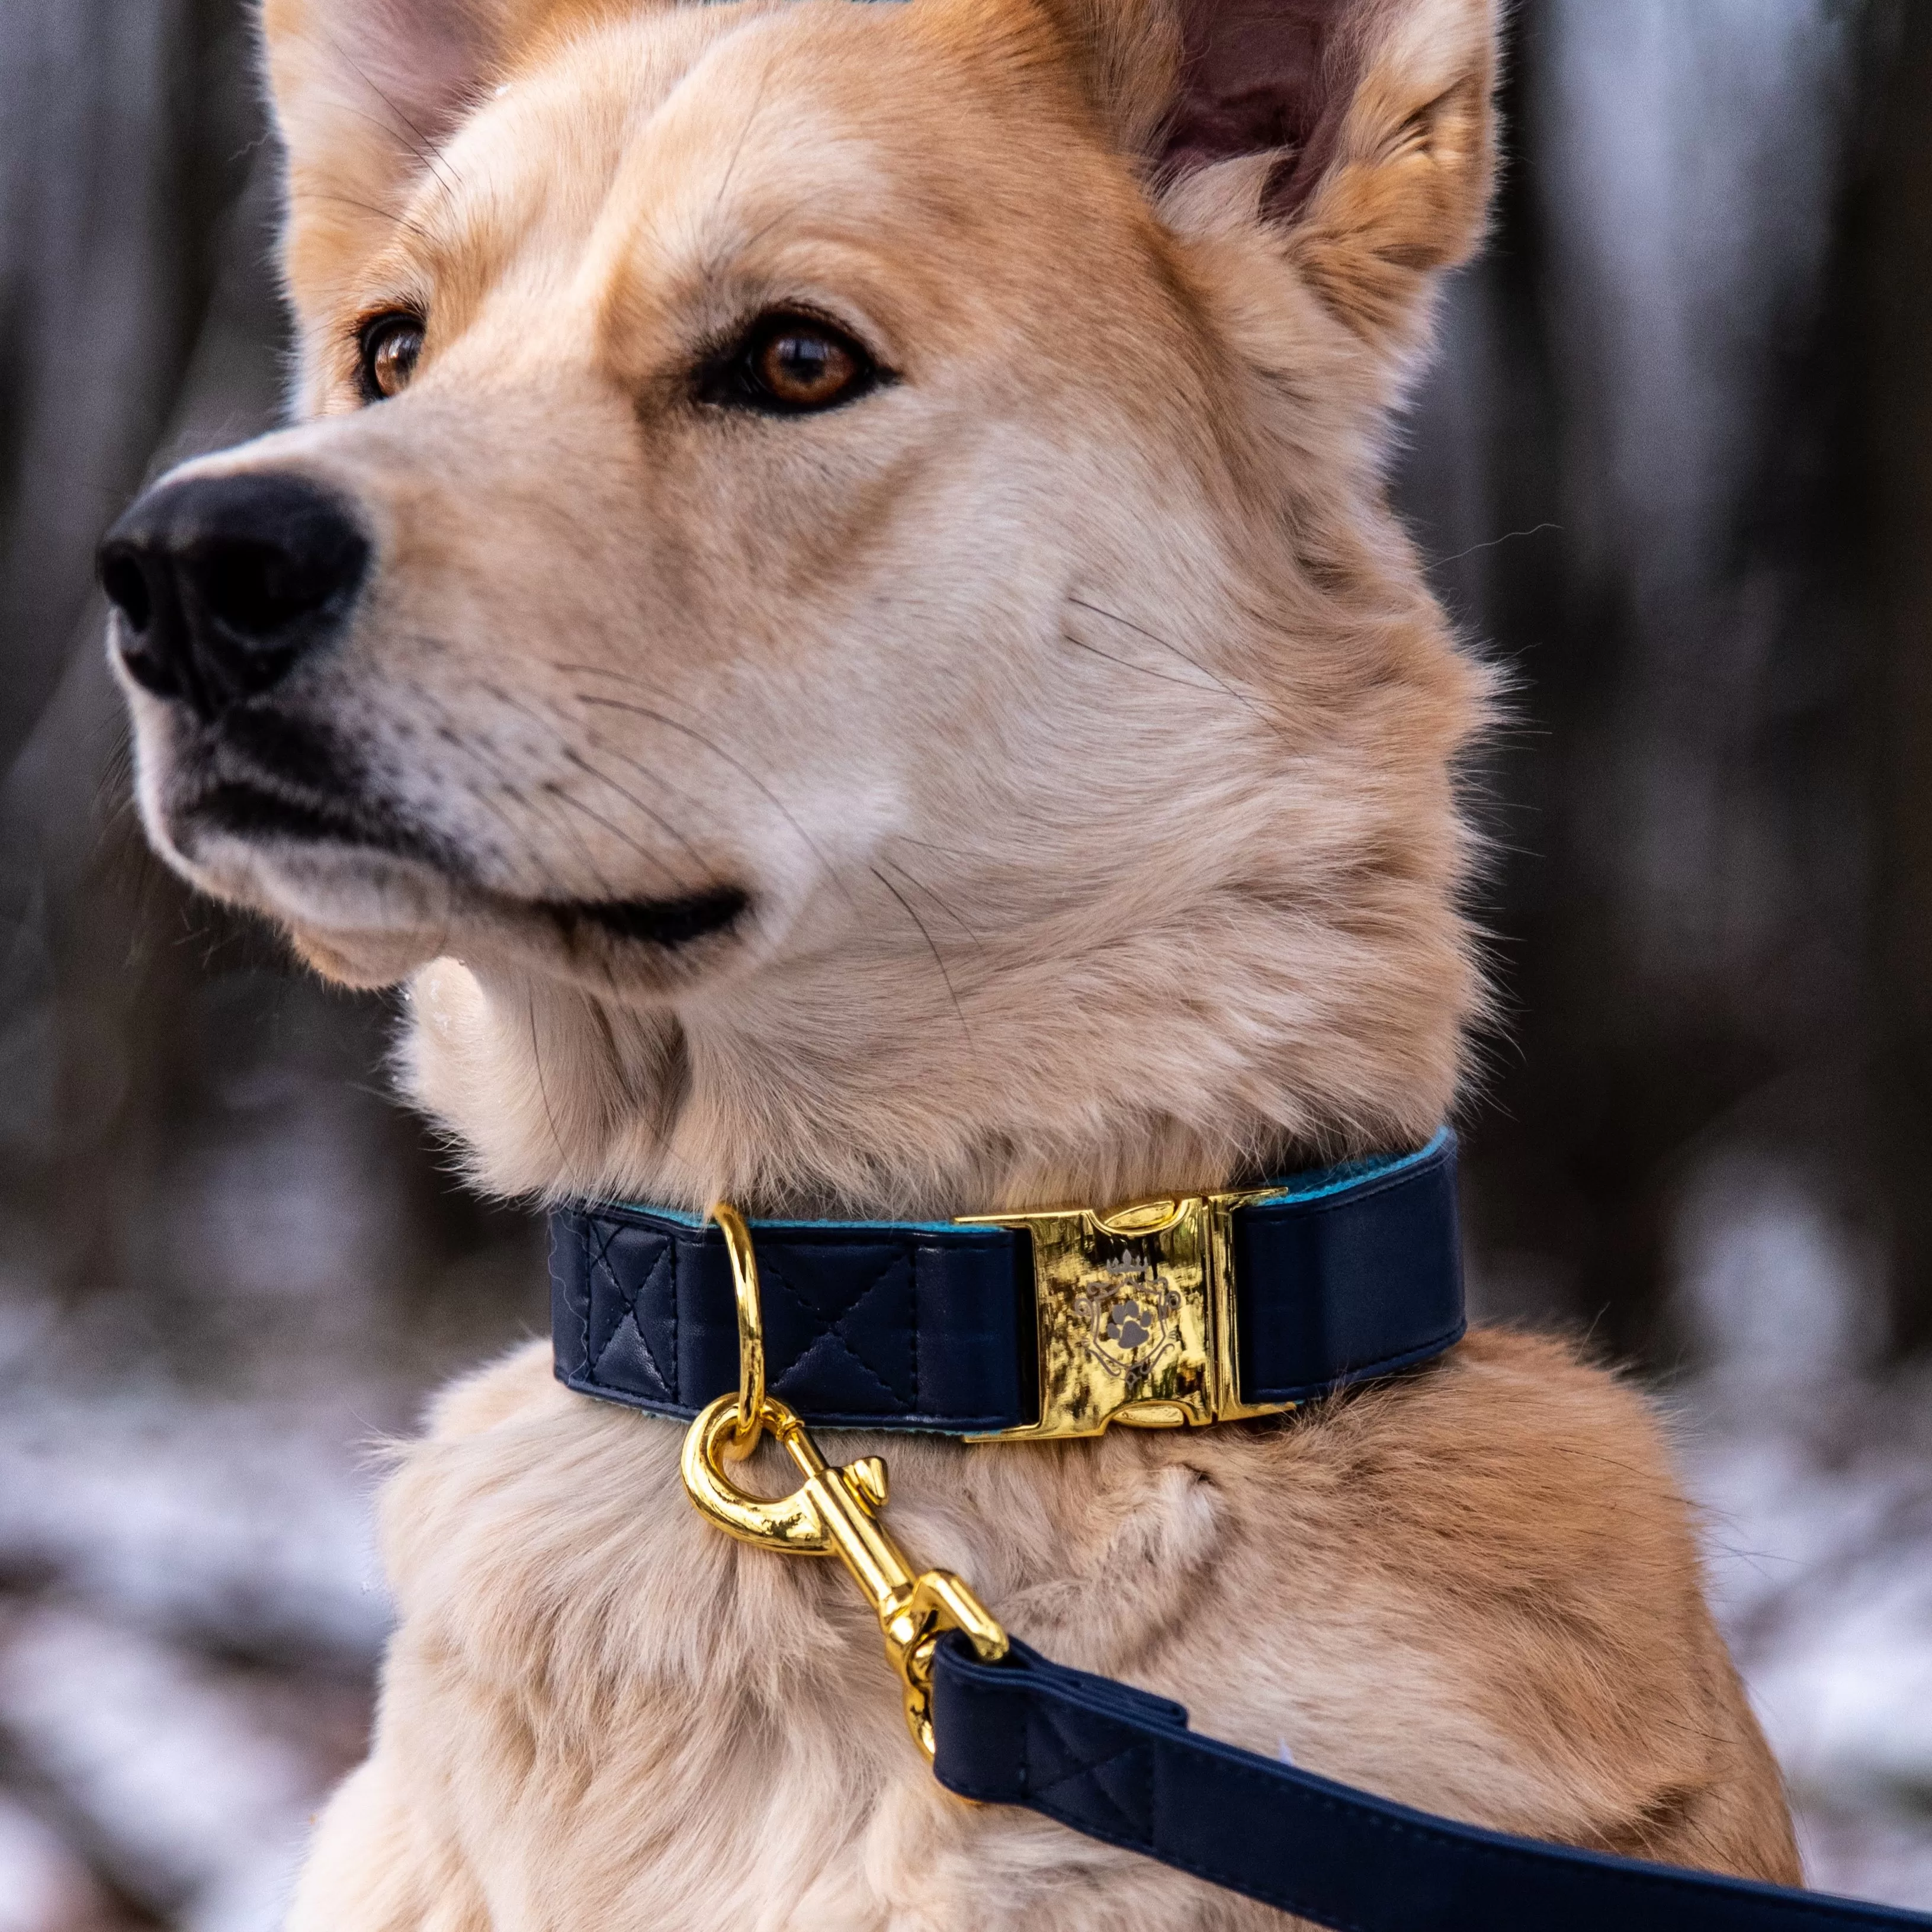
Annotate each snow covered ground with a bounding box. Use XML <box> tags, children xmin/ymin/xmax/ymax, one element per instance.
<box><xmin>0</xmin><ymin>1360</ymin><xmax>402</xmax><ymax>1931</ymax></box>
<box><xmin>1684</xmin><ymin>1373</ymin><xmax>1932</xmax><ymax>1909</ymax></box>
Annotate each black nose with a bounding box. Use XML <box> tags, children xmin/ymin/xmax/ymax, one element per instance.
<box><xmin>99</xmin><ymin>472</ymin><xmax>370</xmax><ymax>721</ymax></box>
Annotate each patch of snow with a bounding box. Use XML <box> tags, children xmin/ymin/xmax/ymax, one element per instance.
<box><xmin>1674</xmin><ymin>1151</ymin><xmax>1884</xmax><ymax>1387</ymax></box>
<box><xmin>0</xmin><ymin>1792</ymin><xmax>119</xmax><ymax>1932</ymax></box>
<box><xmin>0</xmin><ymin>1609</ymin><xmax>322</xmax><ymax>1932</ymax></box>
<box><xmin>0</xmin><ymin>1388</ymin><xmax>391</xmax><ymax>1665</ymax></box>
<box><xmin>1684</xmin><ymin>1373</ymin><xmax>1932</xmax><ymax>1907</ymax></box>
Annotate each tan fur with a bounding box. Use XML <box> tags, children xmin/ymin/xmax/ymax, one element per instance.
<box><xmin>291</xmin><ymin>1333</ymin><xmax>1796</xmax><ymax>1929</ymax></box>
<box><xmin>111</xmin><ymin>0</ymin><xmax>1801</xmax><ymax>1918</ymax></box>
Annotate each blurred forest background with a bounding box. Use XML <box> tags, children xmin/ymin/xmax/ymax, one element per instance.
<box><xmin>3</xmin><ymin>0</ymin><xmax>1932</xmax><ymax>1925</ymax></box>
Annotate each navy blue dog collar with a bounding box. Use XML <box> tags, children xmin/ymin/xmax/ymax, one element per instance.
<box><xmin>551</xmin><ymin>1130</ymin><xmax>1464</xmax><ymax>1436</ymax></box>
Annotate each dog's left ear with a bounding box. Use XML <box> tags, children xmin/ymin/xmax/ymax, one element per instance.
<box><xmin>1051</xmin><ymin>0</ymin><xmax>1499</xmax><ymax>348</ymax></box>
<box><xmin>265</xmin><ymin>0</ymin><xmax>506</xmax><ymax>320</ymax></box>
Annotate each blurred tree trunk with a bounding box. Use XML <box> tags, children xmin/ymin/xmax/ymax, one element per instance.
<box><xmin>0</xmin><ymin>0</ymin><xmax>277</xmax><ymax>1279</ymax></box>
<box><xmin>1405</xmin><ymin>0</ymin><xmax>1907</xmax><ymax>1369</ymax></box>
<box><xmin>0</xmin><ymin>0</ymin><xmax>259</xmax><ymax>766</ymax></box>
<box><xmin>1858</xmin><ymin>0</ymin><xmax>1932</xmax><ymax>1353</ymax></box>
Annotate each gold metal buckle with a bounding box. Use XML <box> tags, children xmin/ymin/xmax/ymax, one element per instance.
<box><xmin>957</xmin><ymin>1188</ymin><xmax>1290</xmax><ymax>1440</ymax></box>
<box><xmin>680</xmin><ymin>1202</ymin><xmax>1008</xmax><ymax>1759</ymax></box>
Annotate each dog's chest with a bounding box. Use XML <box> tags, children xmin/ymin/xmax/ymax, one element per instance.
<box><xmin>357</xmin><ymin>1335</ymin><xmax>1727</xmax><ymax>1928</ymax></box>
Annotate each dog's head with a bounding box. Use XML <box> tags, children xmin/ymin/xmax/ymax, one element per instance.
<box><xmin>102</xmin><ymin>0</ymin><xmax>1498</xmax><ymax>1212</ymax></box>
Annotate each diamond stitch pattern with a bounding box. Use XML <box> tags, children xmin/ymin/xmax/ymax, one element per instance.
<box><xmin>585</xmin><ymin>1227</ymin><xmax>676</xmax><ymax>1404</ymax></box>
<box><xmin>1028</xmin><ymin>1704</ymin><xmax>1154</xmax><ymax>1838</ymax></box>
<box><xmin>763</xmin><ymin>1246</ymin><xmax>916</xmax><ymax>1413</ymax></box>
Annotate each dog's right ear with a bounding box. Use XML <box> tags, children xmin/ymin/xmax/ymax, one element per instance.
<box><xmin>1044</xmin><ymin>0</ymin><xmax>1500</xmax><ymax>358</ymax></box>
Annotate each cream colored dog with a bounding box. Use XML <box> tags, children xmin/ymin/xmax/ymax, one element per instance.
<box><xmin>101</xmin><ymin>0</ymin><xmax>1803</xmax><ymax>1921</ymax></box>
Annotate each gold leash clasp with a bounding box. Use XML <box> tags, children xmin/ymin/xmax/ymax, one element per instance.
<box><xmin>681</xmin><ymin>1203</ymin><xmax>1009</xmax><ymax>1757</ymax></box>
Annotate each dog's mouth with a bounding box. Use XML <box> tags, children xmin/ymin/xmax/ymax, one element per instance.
<box><xmin>537</xmin><ymin>887</ymin><xmax>751</xmax><ymax>949</ymax></box>
<box><xmin>167</xmin><ymin>730</ymin><xmax>753</xmax><ymax>971</ymax></box>
<box><xmin>193</xmin><ymin>776</ymin><xmax>433</xmax><ymax>859</ymax></box>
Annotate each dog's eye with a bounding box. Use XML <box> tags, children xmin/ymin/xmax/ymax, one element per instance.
<box><xmin>357</xmin><ymin>312</ymin><xmax>424</xmax><ymax>402</ymax></box>
<box><xmin>752</xmin><ymin>321</ymin><xmax>864</xmax><ymax>409</ymax></box>
<box><xmin>702</xmin><ymin>312</ymin><xmax>881</xmax><ymax>415</ymax></box>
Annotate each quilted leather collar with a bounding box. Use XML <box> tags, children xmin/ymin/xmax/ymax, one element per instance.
<box><xmin>550</xmin><ymin>1132</ymin><xmax>1465</xmax><ymax>1436</ymax></box>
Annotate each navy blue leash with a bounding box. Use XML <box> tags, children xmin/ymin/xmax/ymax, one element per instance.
<box><xmin>930</xmin><ymin>1637</ymin><xmax>1932</xmax><ymax>1929</ymax></box>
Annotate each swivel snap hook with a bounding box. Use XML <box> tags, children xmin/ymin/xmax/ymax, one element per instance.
<box><xmin>680</xmin><ymin>1202</ymin><xmax>1007</xmax><ymax>1757</ymax></box>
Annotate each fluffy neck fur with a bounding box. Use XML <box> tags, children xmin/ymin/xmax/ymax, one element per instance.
<box><xmin>401</xmin><ymin>496</ymin><xmax>1489</xmax><ymax>1219</ymax></box>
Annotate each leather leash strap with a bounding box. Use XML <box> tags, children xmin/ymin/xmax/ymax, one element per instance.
<box><xmin>930</xmin><ymin>1637</ymin><xmax>1932</xmax><ymax>1931</ymax></box>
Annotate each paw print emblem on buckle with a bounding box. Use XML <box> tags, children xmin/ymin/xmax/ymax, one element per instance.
<box><xmin>1079</xmin><ymin>1260</ymin><xmax>1182</xmax><ymax>1380</ymax></box>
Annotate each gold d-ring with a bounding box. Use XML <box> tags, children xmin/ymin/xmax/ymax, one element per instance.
<box><xmin>708</xmin><ymin>1201</ymin><xmax>765</xmax><ymax>1459</ymax></box>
